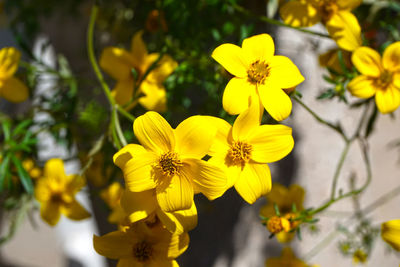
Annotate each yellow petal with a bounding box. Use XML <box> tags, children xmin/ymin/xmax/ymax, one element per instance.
<box><xmin>111</xmin><ymin>79</ymin><xmax>134</xmax><ymax>106</ymax></box>
<box><xmin>208</xmin><ymin>156</ymin><xmax>240</xmax><ymax>189</ymax></box>
<box><xmin>0</xmin><ymin>47</ymin><xmax>20</xmax><ymax>79</ymax></box>
<box><xmin>165</xmin><ymin>232</ymin><xmax>189</xmax><ymax>259</ymax></box>
<box><xmin>66</xmin><ymin>174</ymin><xmax>86</xmax><ymax>195</ymax></box>
<box><xmin>211</xmin><ymin>43</ymin><xmax>248</xmax><ymax>78</ymax></box>
<box><xmin>234</xmin><ymin>163</ymin><xmax>271</xmax><ymax>204</ymax></box>
<box><xmin>157</xmin><ymin>201</ymin><xmax>198</xmax><ymax>234</ymax></box>
<box><xmin>130</xmin><ymin>30</ymin><xmax>148</xmax><ymax>65</ymax></box>
<box><xmin>123</xmin><ymin>153</ymin><xmax>158</xmax><ymax>192</ymax></box>
<box><xmin>326</xmin><ymin>11</ymin><xmax>362</xmax><ymax>52</ymax></box>
<box><xmin>182</xmin><ymin>158</ymin><xmax>227</xmax><ymax>200</ymax></box>
<box><xmin>100</xmin><ymin>47</ymin><xmax>134</xmax><ymax>81</ymax></box>
<box><xmin>381</xmin><ymin>219</ymin><xmax>400</xmax><ymax>251</ymax></box>
<box><xmin>35</xmin><ymin>179</ymin><xmax>51</xmax><ymax>202</ymax></box>
<box><xmin>156</xmin><ymin>174</ymin><xmax>194</xmax><ymax>212</ymax></box>
<box><xmin>268</xmin><ymin>55</ymin><xmax>305</xmax><ymax>89</ymax></box>
<box><xmin>44</xmin><ymin>158</ymin><xmax>65</xmax><ymax>178</ymax></box>
<box><xmin>117</xmin><ymin>258</ymin><xmax>142</xmax><ymax>267</ymax></box>
<box><xmin>375</xmin><ymin>85</ymin><xmax>400</xmax><ymax>114</ymax></box>
<box><xmin>242</xmin><ymin>34</ymin><xmax>275</xmax><ymax>63</ymax></box>
<box><xmin>93</xmin><ymin>231</ymin><xmax>135</xmax><ymax>259</ymax></box>
<box><xmin>40</xmin><ymin>201</ymin><xmax>61</xmax><ymax>226</ymax></box>
<box><xmin>138</xmin><ymin>81</ymin><xmax>167</xmax><ymax>112</ymax></box>
<box><xmin>222</xmin><ymin>77</ymin><xmax>254</xmax><ymax>115</ymax></box>
<box><xmin>279</xmin><ymin>1</ymin><xmax>320</xmax><ymax>27</ymax></box>
<box><xmin>232</xmin><ymin>96</ymin><xmax>262</xmax><ymax>140</ymax></box>
<box><xmin>134</xmin><ymin>112</ymin><xmax>175</xmax><ymax>153</ymax></box>
<box><xmin>113</xmin><ymin>144</ymin><xmax>147</xmax><ymax>169</ymax></box>
<box><xmin>121</xmin><ymin>190</ymin><xmax>157</xmax><ymax>223</ymax></box>
<box><xmin>146</xmin><ymin>260</ymin><xmax>177</xmax><ymax>267</ymax></box>
<box><xmin>175</xmin><ymin>115</ymin><xmax>217</xmax><ymax>158</ymax></box>
<box><xmin>258</xmin><ymin>84</ymin><xmax>292</xmax><ymax>121</ymax></box>
<box><xmin>351</xmin><ymin>46</ymin><xmax>382</xmax><ymax>77</ymax></box>
<box><xmin>248</xmin><ymin>124</ymin><xmax>294</xmax><ymax>163</ymax></box>
<box><xmin>147</xmin><ymin>54</ymin><xmax>178</xmax><ymax>84</ymax></box>
<box><xmin>61</xmin><ymin>200</ymin><xmax>91</xmax><ymax>221</ymax></box>
<box><xmin>337</xmin><ymin>0</ymin><xmax>362</xmax><ymax>10</ymax></box>
<box><xmin>276</xmin><ymin>231</ymin><xmax>295</xmax><ymax>243</ymax></box>
<box><xmin>382</xmin><ymin>42</ymin><xmax>400</xmax><ymax>72</ymax></box>
<box><xmin>0</xmin><ymin>77</ymin><xmax>29</xmax><ymax>103</ymax></box>
<box><xmin>347</xmin><ymin>75</ymin><xmax>378</xmax><ymax>99</ymax></box>
<box><xmin>205</xmin><ymin>117</ymin><xmax>232</xmax><ymax>157</ymax></box>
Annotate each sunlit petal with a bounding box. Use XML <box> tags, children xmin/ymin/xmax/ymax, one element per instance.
<box><xmin>93</xmin><ymin>231</ymin><xmax>134</xmax><ymax>259</ymax></box>
<box><xmin>258</xmin><ymin>84</ymin><xmax>292</xmax><ymax>121</ymax></box>
<box><xmin>212</xmin><ymin>43</ymin><xmax>248</xmax><ymax>77</ymax></box>
<box><xmin>0</xmin><ymin>77</ymin><xmax>29</xmax><ymax>103</ymax></box>
<box><xmin>242</xmin><ymin>34</ymin><xmax>275</xmax><ymax>63</ymax></box>
<box><xmin>268</xmin><ymin>56</ymin><xmax>304</xmax><ymax>89</ymax></box>
<box><xmin>347</xmin><ymin>75</ymin><xmax>378</xmax><ymax>99</ymax></box>
<box><xmin>382</xmin><ymin>41</ymin><xmax>400</xmax><ymax>72</ymax></box>
<box><xmin>156</xmin><ymin>174</ymin><xmax>194</xmax><ymax>212</ymax></box>
<box><xmin>100</xmin><ymin>47</ymin><xmax>134</xmax><ymax>81</ymax></box>
<box><xmin>280</xmin><ymin>1</ymin><xmax>320</xmax><ymax>27</ymax></box>
<box><xmin>222</xmin><ymin>77</ymin><xmax>254</xmax><ymax>115</ymax></box>
<box><xmin>121</xmin><ymin>190</ymin><xmax>157</xmax><ymax>223</ymax></box>
<box><xmin>375</xmin><ymin>85</ymin><xmax>400</xmax><ymax>114</ymax></box>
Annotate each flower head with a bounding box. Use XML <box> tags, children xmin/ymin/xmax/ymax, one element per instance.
<box><xmin>381</xmin><ymin>219</ymin><xmax>400</xmax><ymax>251</ymax></box>
<box><xmin>35</xmin><ymin>159</ymin><xmax>90</xmax><ymax>226</ymax></box>
<box><xmin>212</xmin><ymin>33</ymin><xmax>304</xmax><ymax>121</ymax></box>
<box><xmin>348</xmin><ymin>43</ymin><xmax>400</xmax><ymax>114</ymax></box>
<box><xmin>0</xmin><ymin>47</ymin><xmax>28</xmax><ymax>103</ymax></box>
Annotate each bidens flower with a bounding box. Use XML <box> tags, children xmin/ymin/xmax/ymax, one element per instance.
<box><xmin>212</xmin><ymin>33</ymin><xmax>304</xmax><ymax>121</ymax></box>
<box><xmin>381</xmin><ymin>219</ymin><xmax>400</xmax><ymax>251</ymax></box>
<box><xmin>114</xmin><ymin>112</ymin><xmax>227</xmax><ymax>212</ymax></box>
<box><xmin>280</xmin><ymin>0</ymin><xmax>362</xmax><ymax>51</ymax></box>
<box><xmin>266</xmin><ymin>247</ymin><xmax>318</xmax><ymax>267</ymax></box>
<box><xmin>100</xmin><ymin>31</ymin><xmax>177</xmax><ymax>112</ymax></box>
<box><xmin>347</xmin><ymin>43</ymin><xmax>400</xmax><ymax>114</ymax></box>
<box><xmin>35</xmin><ymin>159</ymin><xmax>90</xmax><ymax>226</ymax></box>
<box><xmin>0</xmin><ymin>47</ymin><xmax>28</xmax><ymax>103</ymax></box>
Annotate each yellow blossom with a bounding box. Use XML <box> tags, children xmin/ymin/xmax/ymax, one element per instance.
<box><xmin>0</xmin><ymin>47</ymin><xmax>28</xmax><ymax>103</ymax></box>
<box><xmin>280</xmin><ymin>0</ymin><xmax>362</xmax><ymax>51</ymax></box>
<box><xmin>100</xmin><ymin>182</ymin><xmax>126</xmax><ymax>225</ymax></box>
<box><xmin>348</xmin><ymin>43</ymin><xmax>400</xmax><ymax>114</ymax></box>
<box><xmin>35</xmin><ymin>159</ymin><xmax>90</xmax><ymax>226</ymax></box>
<box><xmin>83</xmin><ymin>153</ymin><xmax>112</xmax><ymax>187</ymax></box>
<box><xmin>319</xmin><ymin>48</ymin><xmax>352</xmax><ymax>76</ymax></box>
<box><xmin>206</xmin><ymin>99</ymin><xmax>294</xmax><ymax>204</ymax></box>
<box><xmin>100</xmin><ymin>31</ymin><xmax>177</xmax><ymax>112</ymax></box>
<box><xmin>93</xmin><ymin>220</ymin><xmax>188</xmax><ymax>267</ymax></box>
<box><xmin>22</xmin><ymin>159</ymin><xmax>42</xmax><ymax>179</ymax></box>
<box><xmin>113</xmin><ymin>112</ymin><xmax>227</xmax><ymax>212</ymax></box>
<box><xmin>266</xmin><ymin>247</ymin><xmax>318</xmax><ymax>267</ymax></box>
<box><xmin>352</xmin><ymin>249</ymin><xmax>368</xmax><ymax>264</ymax></box>
<box><xmin>381</xmin><ymin>219</ymin><xmax>400</xmax><ymax>251</ymax></box>
<box><xmin>212</xmin><ymin>33</ymin><xmax>304</xmax><ymax>121</ymax></box>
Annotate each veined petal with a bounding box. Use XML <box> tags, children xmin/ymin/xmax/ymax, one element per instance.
<box><xmin>130</xmin><ymin>30</ymin><xmax>148</xmax><ymax>65</ymax></box>
<box><xmin>93</xmin><ymin>231</ymin><xmax>135</xmax><ymax>259</ymax></box>
<box><xmin>375</xmin><ymin>85</ymin><xmax>400</xmax><ymax>114</ymax></box>
<box><xmin>351</xmin><ymin>47</ymin><xmax>382</xmax><ymax>77</ymax></box>
<box><xmin>0</xmin><ymin>47</ymin><xmax>20</xmax><ymax>79</ymax></box>
<box><xmin>0</xmin><ymin>77</ymin><xmax>29</xmax><ymax>103</ymax></box>
<box><xmin>211</xmin><ymin>43</ymin><xmax>248</xmax><ymax>78</ymax></box>
<box><xmin>268</xmin><ymin>55</ymin><xmax>304</xmax><ymax>88</ymax></box>
<box><xmin>123</xmin><ymin>154</ymin><xmax>157</xmax><ymax>192</ymax></box>
<box><xmin>347</xmin><ymin>75</ymin><xmax>378</xmax><ymax>99</ymax></box>
<box><xmin>242</xmin><ymin>34</ymin><xmax>275</xmax><ymax>63</ymax></box>
<box><xmin>61</xmin><ymin>200</ymin><xmax>91</xmax><ymax>221</ymax></box>
<box><xmin>232</xmin><ymin>97</ymin><xmax>261</xmax><ymax>140</ymax></box>
<box><xmin>258</xmin><ymin>84</ymin><xmax>292</xmax><ymax>121</ymax></box>
<box><xmin>326</xmin><ymin>11</ymin><xmax>362</xmax><ymax>52</ymax></box>
<box><xmin>337</xmin><ymin>0</ymin><xmax>362</xmax><ymax>10</ymax></box>
<box><xmin>381</xmin><ymin>219</ymin><xmax>400</xmax><ymax>251</ymax></box>
<box><xmin>138</xmin><ymin>81</ymin><xmax>167</xmax><ymax>112</ymax></box>
<box><xmin>113</xmin><ymin>144</ymin><xmax>148</xmax><ymax>169</ymax></box>
<box><xmin>40</xmin><ymin>201</ymin><xmax>61</xmax><ymax>226</ymax></box>
<box><xmin>175</xmin><ymin>116</ymin><xmax>217</xmax><ymax>158</ymax></box>
<box><xmin>248</xmin><ymin>124</ymin><xmax>294</xmax><ymax>163</ymax></box>
<box><xmin>100</xmin><ymin>47</ymin><xmax>134</xmax><ymax>81</ymax></box>
<box><xmin>234</xmin><ymin>163</ymin><xmax>271</xmax><ymax>204</ymax></box>
<box><xmin>279</xmin><ymin>1</ymin><xmax>320</xmax><ymax>27</ymax></box>
<box><xmin>382</xmin><ymin>42</ymin><xmax>400</xmax><ymax>72</ymax></box>
<box><xmin>157</xmin><ymin>201</ymin><xmax>198</xmax><ymax>234</ymax></box>
<box><xmin>182</xmin><ymin>158</ymin><xmax>227</xmax><ymax>201</ymax></box>
<box><xmin>205</xmin><ymin>117</ymin><xmax>231</xmax><ymax>157</ymax></box>
<box><xmin>121</xmin><ymin>190</ymin><xmax>157</xmax><ymax>223</ymax></box>
<box><xmin>134</xmin><ymin>111</ymin><xmax>175</xmax><ymax>153</ymax></box>
<box><xmin>222</xmin><ymin>77</ymin><xmax>254</xmax><ymax>115</ymax></box>
<box><xmin>208</xmin><ymin>156</ymin><xmax>240</xmax><ymax>189</ymax></box>
<box><xmin>111</xmin><ymin>79</ymin><xmax>134</xmax><ymax>106</ymax></box>
<box><xmin>44</xmin><ymin>158</ymin><xmax>65</xmax><ymax>178</ymax></box>
<box><xmin>156</xmin><ymin>174</ymin><xmax>194</xmax><ymax>212</ymax></box>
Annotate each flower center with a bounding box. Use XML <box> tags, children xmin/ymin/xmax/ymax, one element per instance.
<box><xmin>319</xmin><ymin>0</ymin><xmax>338</xmax><ymax>23</ymax></box>
<box><xmin>376</xmin><ymin>70</ymin><xmax>393</xmax><ymax>89</ymax></box>
<box><xmin>247</xmin><ymin>60</ymin><xmax>270</xmax><ymax>85</ymax></box>
<box><xmin>133</xmin><ymin>241</ymin><xmax>153</xmax><ymax>262</ymax></box>
<box><xmin>267</xmin><ymin>216</ymin><xmax>290</xmax><ymax>234</ymax></box>
<box><xmin>50</xmin><ymin>192</ymin><xmax>64</xmax><ymax>204</ymax></box>
<box><xmin>157</xmin><ymin>152</ymin><xmax>182</xmax><ymax>176</ymax></box>
<box><xmin>227</xmin><ymin>141</ymin><xmax>252</xmax><ymax>166</ymax></box>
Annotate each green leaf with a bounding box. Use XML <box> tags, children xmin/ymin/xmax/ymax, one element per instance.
<box><xmin>11</xmin><ymin>155</ymin><xmax>34</xmax><ymax>195</ymax></box>
<box><xmin>12</xmin><ymin>120</ymin><xmax>32</xmax><ymax>137</ymax></box>
<box><xmin>0</xmin><ymin>154</ymin><xmax>11</xmax><ymax>192</ymax></box>
<box><xmin>273</xmin><ymin>203</ymin><xmax>280</xmax><ymax>216</ymax></box>
<box><xmin>365</xmin><ymin>105</ymin><xmax>378</xmax><ymax>138</ymax></box>
<box><xmin>2</xmin><ymin>120</ymin><xmax>11</xmax><ymax>141</ymax></box>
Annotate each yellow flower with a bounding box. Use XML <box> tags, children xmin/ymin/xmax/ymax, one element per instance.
<box><xmin>83</xmin><ymin>153</ymin><xmax>112</xmax><ymax>187</ymax></box>
<box><xmin>100</xmin><ymin>31</ymin><xmax>177</xmax><ymax>112</ymax></box>
<box><xmin>352</xmin><ymin>249</ymin><xmax>368</xmax><ymax>264</ymax></box>
<box><xmin>266</xmin><ymin>247</ymin><xmax>317</xmax><ymax>267</ymax></box>
<box><xmin>93</xmin><ymin>220</ymin><xmax>188</xmax><ymax>267</ymax></box>
<box><xmin>280</xmin><ymin>0</ymin><xmax>362</xmax><ymax>51</ymax></box>
<box><xmin>319</xmin><ymin>48</ymin><xmax>352</xmax><ymax>76</ymax></box>
<box><xmin>100</xmin><ymin>182</ymin><xmax>126</xmax><ymax>225</ymax></box>
<box><xmin>22</xmin><ymin>159</ymin><xmax>42</xmax><ymax>179</ymax></box>
<box><xmin>35</xmin><ymin>159</ymin><xmax>90</xmax><ymax>226</ymax></box>
<box><xmin>0</xmin><ymin>47</ymin><xmax>28</xmax><ymax>103</ymax></box>
<box><xmin>212</xmin><ymin>33</ymin><xmax>304</xmax><ymax>121</ymax></box>
<box><xmin>381</xmin><ymin>219</ymin><xmax>400</xmax><ymax>251</ymax></box>
<box><xmin>348</xmin><ymin>43</ymin><xmax>400</xmax><ymax>114</ymax></box>
<box><xmin>113</xmin><ymin>112</ymin><xmax>227</xmax><ymax>212</ymax></box>
<box><xmin>207</xmin><ymin>100</ymin><xmax>294</xmax><ymax>204</ymax></box>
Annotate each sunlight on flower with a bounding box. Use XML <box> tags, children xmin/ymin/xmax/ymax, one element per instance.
<box><xmin>381</xmin><ymin>219</ymin><xmax>400</xmax><ymax>251</ymax></box>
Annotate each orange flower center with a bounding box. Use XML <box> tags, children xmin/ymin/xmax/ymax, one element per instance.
<box><xmin>267</xmin><ymin>216</ymin><xmax>290</xmax><ymax>234</ymax></box>
<box><xmin>247</xmin><ymin>60</ymin><xmax>270</xmax><ymax>84</ymax></box>
<box><xmin>376</xmin><ymin>70</ymin><xmax>393</xmax><ymax>89</ymax></box>
<box><xmin>51</xmin><ymin>193</ymin><xmax>64</xmax><ymax>204</ymax></box>
<box><xmin>228</xmin><ymin>141</ymin><xmax>252</xmax><ymax>166</ymax></box>
<box><xmin>319</xmin><ymin>0</ymin><xmax>338</xmax><ymax>23</ymax></box>
<box><xmin>157</xmin><ymin>152</ymin><xmax>182</xmax><ymax>176</ymax></box>
<box><xmin>133</xmin><ymin>241</ymin><xmax>153</xmax><ymax>262</ymax></box>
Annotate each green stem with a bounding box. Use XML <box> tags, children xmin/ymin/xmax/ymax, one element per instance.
<box><xmin>117</xmin><ymin>105</ymin><xmax>135</xmax><ymax>122</ymax></box>
<box><xmin>330</xmin><ymin>141</ymin><xmax>351</xmax><ymax>199</ymax></box>
<box><xmin>113</xmin><ymin>107</ymin><xmax>128</xmax><ymax>147</ymax></box>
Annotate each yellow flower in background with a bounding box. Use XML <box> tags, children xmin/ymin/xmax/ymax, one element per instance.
<box><xmin>207</xmin><ymin>99</ymin><xmax>294</xmax><ymax>204</ymax></box>
<box><xmin>0</xmin><ymin>47</ymin><xmax>28</xmax><ymax>103</ymax></box>
<box><xmin>93</xmin><ymin>220</ymin><xmax>188</xmax><ymax>267</ymax></box>
<box><xmin>83</xmin><ymin>153</ymin><xmax>112</xmax><ymax>187</ymax></box>
<box><xmin>266</xmin><ymin>247</ymin><xmax>318</xmax><ymax>267</ymax></box>
<box><xmin>381</xmin><ymin>219</ymin><xmax>400</xmax><ymax>251</ymax></box>
<box><xmin>35</xmin><ymin>158</ymin><xmax>90</xmax><ymax>226</ymax></box>
<box><xmin>113</xmin><ymin>112</ymin><xmax>227</xmax><ymax>212</ymax></box>
<box><xmin>22</xmin><ymin>159</ymin><xmax>42</xmax><ymax>179</ymax></box>
<box><xmin>352</xmin><ymin>249</ymin><xmax>368</xmax><ymax>264</ymax></box>
<box><xmin>212</xmin><ymin>33</ymin><xmax>304</xmax><ymax>121</ymax></box>
<box><xmin>280</xmin><ymin>0</ymin><xmax>362</xmax><ymax>51</ymax></box>
<box><xmin>319</xmin><ymin>48</ymin><xmax>352</xmax><ymax>76</ymax></box>
<box><xmin>348</xmin><ymin>43</ymin><xmax>400</xmax><ymax>114</ymax></box>
<box><xmin>100</xmin><ymin>182</ymin><xmax>126</xmax><ymax>225</ymax></box>
<box><xmin>100</xmin><ymin>31</ymin><xmax>178</xmax><ymax>112</ymax></box>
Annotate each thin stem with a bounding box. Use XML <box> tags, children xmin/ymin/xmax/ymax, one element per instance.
<box><xmin>113</xmin><ymin>107</ymin><xmax>128</xmax><ymax>147</ymax></box>
<box><xmin>330</xmin><ymin>141</ymin><xmax>351</xmax><ymax>199</ymax></box>
<box><xmin>116</xmin><ymin>105</ymin><xmax>135</xmax><ymax>122</ymax></box>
